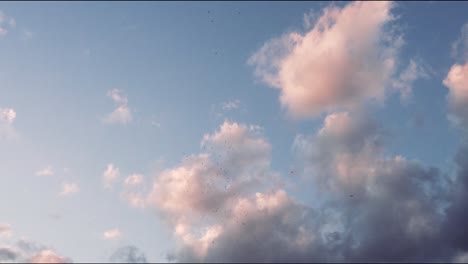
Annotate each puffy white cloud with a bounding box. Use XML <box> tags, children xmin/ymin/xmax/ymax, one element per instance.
<box><xmin>104</xmin><ymin>89</ymin><xmax>132</xmax><ymax>124</ymax></box>
<box><xmin>58</xmin><ymin>183</ymin><xmax>79</xmax><ymax>196</ymax></box>
<box><xmin>35</xmin><ymin>167</ymin><xmax>54</xmax><ymax>177</ymax></box>
<box><xmin>124</xmin><ymin>174</ymin><xmax>144</xmax><ymax>187</ymax></box>
<box><xmin>103</xmin><ymin>164</ymin><xmax>120</xmax><ymax>189</ymax></box>
<box><xmin>249</xmin><ymin>1</ymin><xmax>403</xmax><ymax>119</ymax></box>
<box><xmin>103</xmin><ymin>229</ymin><xmax>122</xmax><ymax>240</ymax></box>
<box><xmin>444</xmin><ymin>23</ymin><xmax>468</xmax><ymax>130</ymax></box>
<box><xmin>0</xmin><ymin>224</ymin><xmax>12</xmax><ymax>238</ymax></box>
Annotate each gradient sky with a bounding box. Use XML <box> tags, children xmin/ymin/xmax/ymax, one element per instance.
<box><xmin>1</xmin><ymin>1</ymin><xmax>468</xmax><ymax>263</ymax></box>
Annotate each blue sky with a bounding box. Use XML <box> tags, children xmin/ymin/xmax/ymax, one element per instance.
<box><xmin>0</xmin><ymin>1</ymin><xmax>468</xmax><ymax>263</ymax></box>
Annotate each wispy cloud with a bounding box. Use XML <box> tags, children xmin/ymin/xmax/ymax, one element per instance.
<box><xmin>35</xmin><ymin>166</ymin><xmax>54</xmax><ymax>177</ymax></box>
<box><xmin>104</xmin><ymin>89</ymin><xmax>132</xmax><ymax>124</ymax></box>
<box><xmin>0</xmin><ymin>224</ymin><xmax>12</xmax><ymax>238</ymax></box>
<box><xmin>58</xmin><ymin>183</ymin><xmax>80</xmax><ymax>197</ymax></box>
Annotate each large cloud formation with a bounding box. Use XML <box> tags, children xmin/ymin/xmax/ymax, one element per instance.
<box><xmin>141</xmin><ymin>114</ymin><xmax>458</xmax><ymax>262</ymax></box>
<box><xmin>442</xmin><ymin>21</ymin><xmax>468</xmax><ymax>261</ymax></box>
<box><xmin>248</xmin><ymin>1</ymin><xmax>404</xmax><ymax>119</ymax></box>
<box><xmin>106</xmin><ymin>6</ymin><xmax>468</xmax><ymax>263</ymax></box>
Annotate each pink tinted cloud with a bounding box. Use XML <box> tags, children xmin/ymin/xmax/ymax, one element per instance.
<box><xmin>249</xmin><ymin>1</ymin><xmax>402</xmax><ymax>119</ymax></box>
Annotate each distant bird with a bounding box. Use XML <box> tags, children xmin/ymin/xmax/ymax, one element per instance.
<box><xmin>349</xmin><ymin>194</ymin><xmax>354</xmax><ymax>197</ymax></box>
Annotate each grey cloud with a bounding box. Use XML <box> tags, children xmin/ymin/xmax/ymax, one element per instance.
<box><xmin>110</xmin><ymin>246</ymin><xmax>147</xmax><ymax>263</ymax></box>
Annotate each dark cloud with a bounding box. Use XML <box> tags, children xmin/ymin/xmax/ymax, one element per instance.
<box><xmin>110</xmin><ymin>246</ymin><xmax>147</xmax><ymax>263</ymax></box>
<box><xmin>0</xmin><ymin>247</ymin><xmax>18</xmax><ymax>262</ymax></box>
<box><xmin>0</xmin><ymin>239</ymin><xmax>71</xmax><ymax>263</ymax></box>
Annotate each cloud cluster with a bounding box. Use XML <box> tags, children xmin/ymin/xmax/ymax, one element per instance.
<box><xmin>0</xmin><ymin>239</ymin><xmax>71</xmax><ymax>263</ymax></box>
<box><xmin>0</xmin><ymin>10</ymin><xmax>15</xmax><ymax>37</ymax></box>
<box><xmin>104</xmin><ymin>89</ymin><xmax>132</xmax><ymax>124</ymax></box>
<box><xmin>248</xmin><ymin>1</ymin><xmax>403</xmax><ymax>119</ymax></box>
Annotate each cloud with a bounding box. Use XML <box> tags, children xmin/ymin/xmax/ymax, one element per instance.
<box><xmin>0</xmin><ymin>246</ymin><xmax>19</xmax><ymax>262</ymax></box>
<box><xmin>103</xmin><ymin>229</ymin><xmax>122</xmax><ymax>240</ymax></box>
<box><xmin>104</xmin><ymin>89</ymin><xmax>132</xmax><ymax>124</ymax></box>
<box><xmin>58</xmin><ymin>183</ymin><xmax>79</xmax><ymax>197</ymax></box>
<box><xmin>122</xmin><ymin>174</ymin><xmax>146</xmax><ymax>208</ymax></box>
<box><xmin>451</xmin><ymin>22</ymin><xmax>468</xmax><ymax>62</ymax></box>
<box><xmin>103</xmin><ymin>164</ymin><xmax>120</xmax><ymax>189</ymax></box>
<box><xmin>28</xmin><ymin>250</ymin><xmax>71</xmax><ymax>263</ymax></box>
<box><xmin>109</xmin><ymin>246</ymin><xmax>147</xmax><ymax>263</ymax></box>
<box><xmin>0</xmin><ymin>224</ymin><xmax>12</xmax><ymax>238</ymax></box>
<box><xmin>0</xmin><ymin>239</ymin><xmax>71</xmax><ymax>263</ymax></box>
<box><xmin>292</xmin><ymin>111</ymin><xmax>451</xmax><ymax>262</ymax></box>
<box><xmin>444</xmin><ymin>63</ymin><xmax>468</xmax><ymax>129</ymax></box>
<box><xmin>221</xmin><ymin>100</ymin><xmax>241</xmax><ymax>110</ymax></box>
<box><xmin>0</xmin><ymin>108</ymin><xmax>17</xmax><ymax>139</ymax></box>
<box><xmin>248</xmin><ymin>1</ymin><xmax>403</xmax><ymax>119</ymax></box>
<box><xmin>393</xmin><ymin>59</ymin><xmax>430</xmax><ymax>101</ymax></box>
<box><xmin>0</xmin><ymin>11</ymin><xmax>15</xmax><ymax>37</ymax></box>
<box><xmin>444</xmin><ymin>23</ymin><xmax>468</xmax><ymax>130</ymax></box>
<box><xmin>35</xmin><ymin>167</ymin><xmax>54</xmax><ymax>177</ymax></box>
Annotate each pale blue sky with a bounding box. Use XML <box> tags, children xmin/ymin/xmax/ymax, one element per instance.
<box><xmin>0</xmin><ymin>1</ymin><xmax>467</xmax><ymax>263</ymax></box>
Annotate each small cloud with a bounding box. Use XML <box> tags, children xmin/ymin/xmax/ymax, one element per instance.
<box><xmin>0</xmin><ymin>224</ymin><xmax>12</xmax><ymax>238</ymax></box>
<box><xmin>109</xmin><ymin>246</ymin><xmax>147</xmax><ymax>263</ymax></box>
<box><xmin>35</xmin><ymin>166</ymin><xmax>54</xmax><ymax>177</ymax></box>
<box><xmin>0</xmin><ymin>11</ymin><xmax>15</xmax><ymax>37</ymax></box>
<box><xmin>58</xmin><ymin>183</ymin><xmax>79</xmax><ymax>197</ymax></box>
<box><xmin>103</xmin><ymin>163</ymin><xmax>120</xmax><ymax>189</ymax></box>
<box><xmin>221</xmin><ymin>99</ymin><xmax>241</xmax><ymax>110</ymax></box>
<box><xmin>124</xmin><ymin>174</ymin><xmax>144</xmax><ymax>187</ymax></box>
<box><xmin>107</xmin><ymin>89</ymin><xmax>128</xmax><ymax>105</ymax></box>
<box><xmin>393</xmin><ymin>59</ymin><xmax>430</xmax><ymax>101</ymax></box>
<box><xmin>103</xmin><ymin>229</ymin><xmax>122</xmax><ymax>240</ymax></box>
<box><xmin>0</xmin><ymin>108</ymin><xmax>19</xmax><ymax>139</ymax></box>
<box><xmin>104</xmin><ymin>89</ymin><xmax>132</xmax><ymax>124</ymax></box>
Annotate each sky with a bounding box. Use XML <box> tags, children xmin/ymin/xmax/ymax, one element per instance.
<box><xmin>0</xmin><ymin>1</ymin><xmax>468</xmax><ymax>263</ymax></box>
